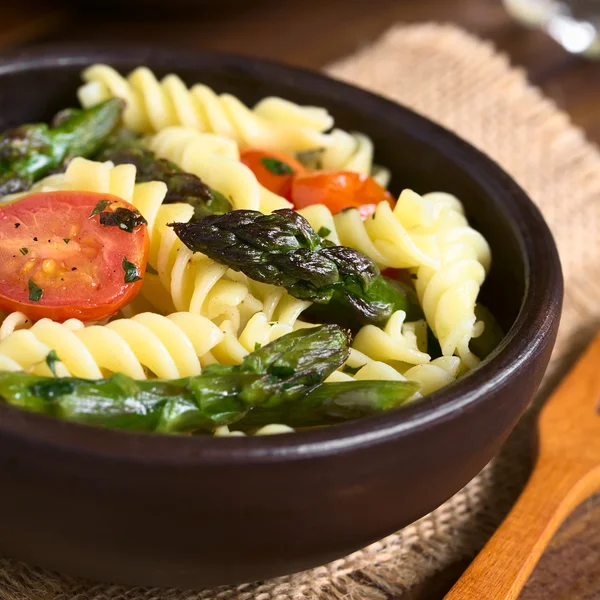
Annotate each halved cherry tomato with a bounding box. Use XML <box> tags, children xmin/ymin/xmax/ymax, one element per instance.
<box><xmin>0</xmin><ymin>191</ymin><xmax>149</xmax><ymax>322</ymax></box>
<box><xmin>240</xmin><ymin>149</ymin><xmax>305</xmax><ymax>199</ymax></box>
<box><xmin>291</xmin><ymin>171</ymin><xmax>395</xmax><ymax>218</ymax></box>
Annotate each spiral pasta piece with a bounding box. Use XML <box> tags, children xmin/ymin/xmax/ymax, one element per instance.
<box><xmin>0</xmin><ymin>312</ymin><xmax>224</xmax><ymax>379</ymax></box>
<box><xmin>78</xmin><ymin>65</ymin><xmax>332</xmax><ymax>150</ymax></box>
<box><xmin>352</xmin><ymin>311</ymin><xmax>431</xmax><ymax>369</ymax></box>
<box><xmin>205</xmin><ymin>312</ymin><xmax>295</xmax><ymax>366</ymax></box>
<box><xmin>329</xmin><ymin>345</ymin><xmax>461</xmax><ymax>396</ymax></box>
<box><xmin>224</xmin><ymin>272</ymin><xmax>311</xmax><ymax>327</ymax></box>
<box><xmin>319</xmin><ymin>129</ymin><xmax>391</xmax><ymax>187</ymax></box>
<box><xmin>299</xmin><ymin>190</ymin><xmax>491</xmax><ymax>368</ymax></box>
<box><xmin>148</xmin><ymin>127</ymin><xmax>291</xmax><ymax>213</ymax></box>
<box><xmin>403</xmin><ymin>356</ymin><xmax>462</xmax><ymax>396</ymax></box>
<box><xmin>0</xmin><ymin>311</ymin><xmax>32</xmax><ymax>340</ymax></box>
<box><xmin>298</xmin><ymin>190</ymin><xmax>440</xmax><ymax>270</ymax></box>
<box><xmin>412</xmin><ymin>192</ymin><xmax>491</xmax><ymax>368</ymax></box>
<box><xmin>252</xmin><ymin>96</ymin><xmax>333</xmax><ymax>132</ymax></box>
<box><xmin>2</xmin><ymin>158</ymin><xmax>168</xmax><ymax>229</ymax></box>
<box><xmin>78</xmin><ymin>65</ymin><xmax>389</xmax><ymax>184</ymax></box>
<box><xmin>326</xmin><ymin>349</ymin><xmax>409</xmax><ymax>384</ymax></box>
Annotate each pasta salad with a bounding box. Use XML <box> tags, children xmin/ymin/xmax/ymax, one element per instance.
<box><xmin>0</xmin><ymin>65</ymin><xmax>502</xmax><ymax>436</ymax></box>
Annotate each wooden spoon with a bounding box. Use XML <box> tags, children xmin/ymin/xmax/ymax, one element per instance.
<box><xmin>444</xmin><ymin>331</ymin><xmax>600</xmax><ymax>600</ymax></box>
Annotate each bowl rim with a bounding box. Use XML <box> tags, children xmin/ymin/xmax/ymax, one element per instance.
<box><xmin>0</xmin><ymin>45</ymin><xmax>563</xmax><ymax>465</ymax></box>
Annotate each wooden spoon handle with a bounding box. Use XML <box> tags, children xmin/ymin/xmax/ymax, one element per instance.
<box><xmin>444</xmin><ymin>459</ymin><xmax>600</xmax><ymax>600</ymax></box>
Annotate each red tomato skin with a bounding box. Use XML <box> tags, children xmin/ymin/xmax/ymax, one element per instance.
<box><xmin>291</xmin><ymin>170</ymin><xmax>395</xmax><ymax>216</ymax></box>
<box><xmin>240</xmin><ymin>149</ymin><xmax>305</xmax><ymax>199</ymax></box>
<box><xmin>0</xmin><ymin>191</ymin><xmax>149</xmax><ymax>322</ymax></box>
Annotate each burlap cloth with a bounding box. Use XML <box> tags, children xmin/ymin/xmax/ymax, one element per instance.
<box><xmin>2</xmin><ymin>23</ymin><xmax>600</xmax><ymax>600</ymax></box>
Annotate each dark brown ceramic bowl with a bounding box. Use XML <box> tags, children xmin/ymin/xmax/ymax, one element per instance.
<box><xmin>0</xmin><ymin>46</ymin><xmax>562</xmax><ymax>589</ymax></box>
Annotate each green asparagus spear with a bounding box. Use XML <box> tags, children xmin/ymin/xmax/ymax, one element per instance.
<box><xmin>0</xmin><ymin>99</ymin><xmax>124</xmax><ymax>197</ymax></box>
<box><xmin>96</xmin><ymin>135</ymin><xmax>232</xmax><ymax>220</ymax></box>
<box><xmin>0</xmin><ymin>324</ymin><xmax>350</xmax><ymax>433</ymax></box>
<box><xmin>170</xmin><ymin>209</ymin><xmax>423</xmax><ymax>328</ymax></box>
<box><xmin>231</xmin><ymin>379</ymin><xmax>420</xmax><ymax>430</ymax></box>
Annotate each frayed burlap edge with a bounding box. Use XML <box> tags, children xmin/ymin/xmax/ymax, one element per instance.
<box><xmin>1</xmin><ymin>23</ymin><xmax>599</xmax><ymax>600</ymax></box>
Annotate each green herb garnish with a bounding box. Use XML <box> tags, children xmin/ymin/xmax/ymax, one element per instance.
<box><xmin>63</xmin><ymin>238</ymin><xmax>70</xmax><ymax>244</ymax></box>
<box><xmin>317</xmin><ymin>226</ymin><xmax>331</xmax><ymax>238</ymax></box>
<box><xmin>89</xmin><ymin>199</ymin><xmax>111</xmax><ymax>218</ymax></box>
<box><xmin>122</xmin><ymin>256</ymin><xmax>142</xmax><ymax>283</ymax></box>
<box><xmin>28</xmin><ymin>278</ymin><xmax>43</xmax><ymax>302</ymax></box>
<box><xmin>260</xmin><ymin>157</ymin><xmax>293</xmax><ymax>175</ymax></box>
<box><xmin>99</xmin><ymin>207</ymin><xmax>147</xmax><ymax>233</ymax></box>
<box><xmin>19</xmin><ymin>247</ymin><xmax>29</xmax><ymax>255</ymax></box>
<box><xmin>45</xmin><ymin>350</ymin><xmax>60</xmax><ymax>377</ymax></box>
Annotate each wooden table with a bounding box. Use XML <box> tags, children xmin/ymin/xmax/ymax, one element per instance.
<box><xmin>2</xmin><ymin>1</ymin><xmax>600</xmax><ymax>598</ymax></box>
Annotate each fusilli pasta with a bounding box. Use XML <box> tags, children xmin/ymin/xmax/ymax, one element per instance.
<box><xmin>352</xmin><ymin>311</ymin><xmax>431</xmax><ymax>369</ymax></box>
<box><xmin>207</xmin><ymin>313</ymin><xmax>296</xmax><ymax>366</ymax></box>
<box><xmin>2</xmin><ymin>157</ymin><xmax>168</xmax><ymax>220</ymax></box>
<box><xmin>298</xmin><ymin>191</ymin><xmax>491</xmax><ymax>368</ymax></box>
<box><xmin>77</xmin><ymin>65</ymin><xmax>389</xmax><ymax>184</ymax></box>
<box><xmin>78</xmin><ymin>65</ymin><xmax>333</xmax><ymax>149</ymax></box>
<box><xmin>329</xmin><ymin>347</ymin><xmax>461</xmax><ymax>396</ymax></box>
<box><xmin>0</xmin><ymin>311</ymin><xmax>223</xmax><ymax>379</ymax></box>
<box><xmin>148</xmin><ymin>127</ymin><xmax>291</xmax><ymax>213</ymax></box>
<box><xmin>411</xmin><ymin>192</ymin><xmax>491</xmax><ymax>368</ymax></box>
<box><xmin>225</xmin><ymin>273</ymin><xmax>311</xmax><ymax>328</ymax></box>
<box><xmin>298</xmin><ymin>190</ymin><xmax>440</xmax><ymax>270</ymax></box>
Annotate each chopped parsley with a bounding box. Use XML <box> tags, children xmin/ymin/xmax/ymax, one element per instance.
<box><xmin>89</xmin><ymin>199</ymin><xmax>111</xmax><ymax>218</ymax></box>
<box><xmin>28</xmin><ymin>278</ymin><xmax>43</xmax><ymax>302</ymax></box>
<box><xmin>342</xmin><ymin>364</ymin><xmax>362</xmax><ymax>376</ymax></box>
<box><xmin>63</xmin><ymin>238</ymin><xmax>70</xmax><ymax>244</ymax></box>
<box><xmin>317</xmin><ymin>226</ymin><xmax>331</xmax><ymax>238</ymax></box>
<box><xmin>99</xmin><ymin>207</ymin><xmax>147</xmax><ymax>233</ymax></box>
<box><xmin>19</xmin><ymin>247</ymin><xmax>29</xmax><ymax>255</ymax></box>
<box><xmin>260</xmin><ymin>157</ymin><xmax>293</xmax><ymax>176</ymax></box>
<box><xmin>45</xmin><ymin>350</ymin><xmax>60</xmax><ymax>377</ymax></box>
<box><xmin>254</xmin><ymin>342</ymin><xmax>262</xmax><ymax>351</ymax></box>
<box><xmin>122</xmin><ymin>256</ymin><xmax>142</xmax><ymax>283</ymax></box>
